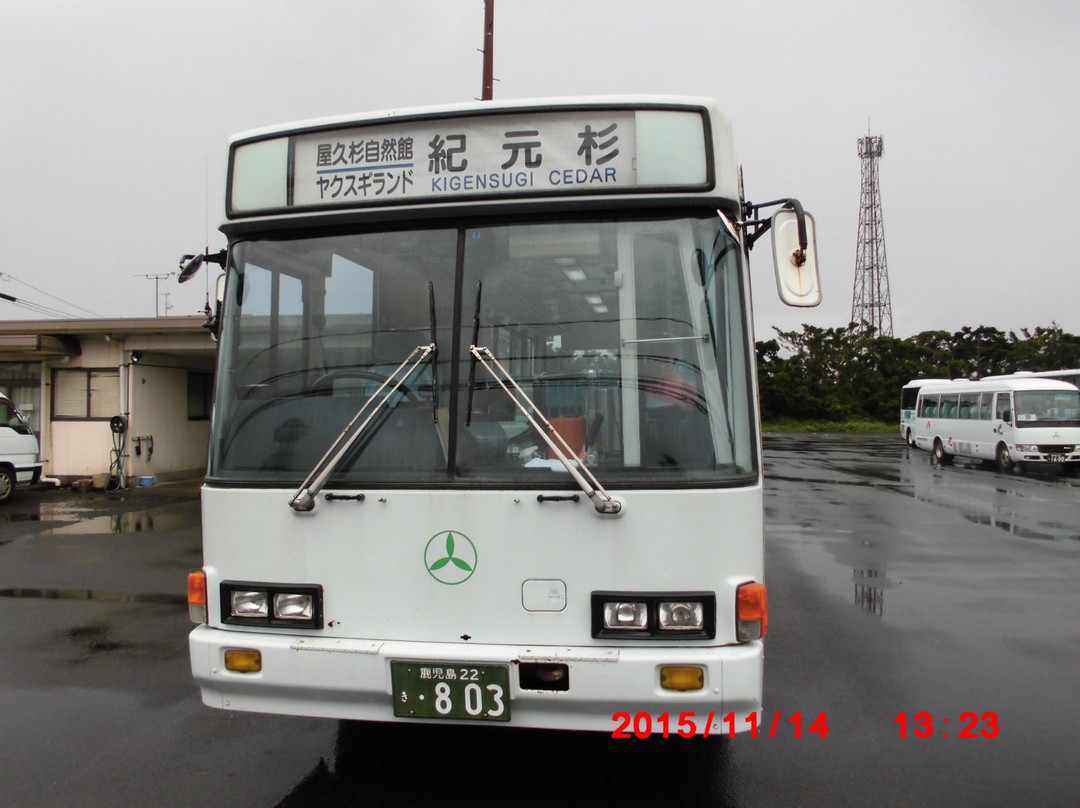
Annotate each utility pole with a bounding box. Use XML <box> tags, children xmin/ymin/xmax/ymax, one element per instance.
<box><xmin>481</xmin><ymin>0</ymin><xmax>495</xmax><ymax>100</ymax></box>
<box><xmin>851</xmin><ymin>133</ymin><xmax>894</xmax><ymax>336</ymax></box>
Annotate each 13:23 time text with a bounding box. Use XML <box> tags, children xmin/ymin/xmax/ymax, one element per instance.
<box><xmin>894</xmin><ymin>711</ymin><xmax>999</xmax><ymax>738</ymax></box>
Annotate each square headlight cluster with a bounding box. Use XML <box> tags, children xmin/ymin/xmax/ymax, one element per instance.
<box><xmin>220</xmin><ymin>581</ymin><xmax>323</xmax><ymax>629</ymax></box>
<box><xmin>591</xmin><ymin>592</ymin><xmax>715</xmax><ymax>640</ymax></box>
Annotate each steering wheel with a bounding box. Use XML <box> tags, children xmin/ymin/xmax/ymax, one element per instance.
<box><xmin>311</xmin><ymin>369</ymin><xmax>417</xmax><ymax>400</ymax></box>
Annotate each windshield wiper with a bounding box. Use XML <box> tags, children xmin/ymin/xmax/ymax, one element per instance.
<box><xmin>289</xmin><ymin>343</ymin><xmax>435</xmax><ymax>512</ymax></box>
<box><xmin>292</xmin><ymin>282</ymin><xmax>440</xmax><ymax>512</ymax></box>
<box><xmin>469</xmin><ymin>345</ymin><xmax>622</xmax><ymax>515</ymax></box>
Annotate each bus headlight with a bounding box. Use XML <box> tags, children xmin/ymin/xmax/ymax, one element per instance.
<box><xmin>231</xmin><ymin>590</ymin><xmax>269</xmax><ymax>618</ymax></box>
<box><xmin>274</xmin><ymin>592</ymin><xmax>315</xmax><ymax>621</ymax></box>
<box><xmin>603</xmin><ymin>601</ymin><xmax>648</xmax><ymax>630</ymax></box>
<box><xmin>659</xmin><ymin>601</ymin><xmax>705</xmax><ymax>630</ymax></box>
<box><xmin>592</xmin><ymin>592</ymin><xmax>715</xmax><ymax>639</ymax></box>
<box><xmin>221</xmin><ymin>582</ymin><xmax>323</xmax><ymax>629</ymax></box>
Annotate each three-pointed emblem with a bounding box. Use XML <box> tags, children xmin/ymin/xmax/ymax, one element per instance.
<box><xmin>424</xmin><ymin>530</ymin><xmax>477</xmax><ymax>585</ymax></box>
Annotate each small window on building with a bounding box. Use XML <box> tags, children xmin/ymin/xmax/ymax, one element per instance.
<box><xmin>52</xmin><ymin>369</ymin><xmax>120</xmax><ymax>420</ymax></box>
<box><xmin>187</xmin><ymin>372</ymin><xmax>214</xmax><ymax>420</ymax></box>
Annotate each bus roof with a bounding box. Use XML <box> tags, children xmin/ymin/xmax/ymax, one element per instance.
<box><xmin>983</xmin><ymin>369</ymin><xmax>1080</xmax><ymax>380</ymax></box>
<box><xmin>901</xmin><ymin>378</ymin><xmax>954</xmax><ymax>388</ymax></box>
<box><xmin>916</xmin><ymin>378</ymin><xmax>1080</xmax><ymax>395</ymax></box>
<box><xmin>224</xmin><ymin>96</ymin><xmax>740</xmax><ymax>225</ymax></box>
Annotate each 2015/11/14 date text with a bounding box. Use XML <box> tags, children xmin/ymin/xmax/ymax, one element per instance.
<box><xmin>611</xmin><ymin>711</ymin><xmax>829</xmax><ymax>739</ymax></box>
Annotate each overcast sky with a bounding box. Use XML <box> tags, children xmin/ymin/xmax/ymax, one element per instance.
<box><xmin>2</xmin><ymin>0</ymin><xmax>1078</xmax><ymax>342</ymax></box>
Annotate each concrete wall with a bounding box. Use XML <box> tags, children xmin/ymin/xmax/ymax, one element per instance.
<box><xmin>126</xmin><ymin>362</ymin><xmax>210</xmax><ymax>480</ymax></box>
<box><xmin>41</xmin><ymin>336</ymin><xmax>212</xmax><ymax>481</ymax></box>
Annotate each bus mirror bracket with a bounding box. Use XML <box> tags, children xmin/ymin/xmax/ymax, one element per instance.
<box><xmin>178</xmin><ymin>248</ymin><xmax>227</xmax><ymax>284</ymax></box>
<box><xmin>199</xmin><ymin>273</ymin><xmax>227</xmax><ymax>339</ymax></box>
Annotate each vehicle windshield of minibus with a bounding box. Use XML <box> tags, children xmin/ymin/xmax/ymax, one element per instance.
<box><xmin>208</xmin><ymin>213</ymin><xmax>756</xmax><ymax>488</ymax></box>
<box><xmin>1013</xmin><ymin>389</ymin><xmax>1080</xmax><ymax>426</ymax></box>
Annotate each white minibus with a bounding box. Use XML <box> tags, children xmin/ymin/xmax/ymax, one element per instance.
<box><xmin>912</xmin><ymin>378</ymin><xmax>1080</xmax><ymax>472</ymax></box>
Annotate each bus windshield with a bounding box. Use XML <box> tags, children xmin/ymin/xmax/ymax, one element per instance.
<box><xmin>1013</xmin><ymin>390</ymin><xmax>1080</xmax><ymax>427</ymax></box>
<box><xmin>209</xmin><ymin>213</ymin><xmax>756</xmax><ymax>486</ymax></box>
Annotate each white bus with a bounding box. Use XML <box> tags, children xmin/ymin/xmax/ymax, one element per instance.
<box><xmin>911</xmin><ymin>377</ymin><xmax>1080</xmax><ymax>472</ymax></box>
<box><xmin>987</xmin><ymin>369</ymin><xmax>1080</xmax><ymax>389</ymax></box>
<box><xmin>899</xmin><ymin>378</ymin><xmax>953</xmax><ymax>446</ymax></box>
<box><xmin>182</xmin><ymin>97</ymin><xmax>821</xmax><ymax>735</ymax></box>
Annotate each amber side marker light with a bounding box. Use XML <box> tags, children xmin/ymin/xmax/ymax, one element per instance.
<box><xmin>660</xmin><ymin>666</ymin><xmax>705</xmax><ymax>691</ymax></box>
<box><xmin>736</xmin><ymin>582</ymin><xmax>768</xmax><ymax>641</ymax></box>
<box><xmin>224</xmin><ymin>649</ymin><xmax>262</xmax><ymax>673</ymax></box>
<box><xmin>188</xmin><ymin>571</ymin><xmax>207</xmax><ymax>624</ymax></box>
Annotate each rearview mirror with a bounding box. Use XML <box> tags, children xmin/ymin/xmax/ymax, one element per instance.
<box><xmin>771</xmin><ymin>209</ymin><xmax>821</xmax><ymax>307</ymax></box>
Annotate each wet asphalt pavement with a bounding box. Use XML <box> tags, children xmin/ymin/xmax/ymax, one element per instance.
<box><xmin>1</xmin><ymin>435</ymin><xmax>1077</xmax><ymax>807</ymax></box>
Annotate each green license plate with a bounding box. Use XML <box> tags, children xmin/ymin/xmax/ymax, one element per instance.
<box><xmin>391</xmin><ymin>662</ymin><xmax>511</xmax><ymax>721</ymax></box>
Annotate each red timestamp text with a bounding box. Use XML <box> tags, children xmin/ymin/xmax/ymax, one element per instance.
<box><xmin>894</xmin><ymin>711</ymin><xmax>1000</xmax><ymax>739</ymax></box>
<box><xmin>611</xmin><ymin>710</ymin><xmax>829</xmax><ymax>739</ymax></box>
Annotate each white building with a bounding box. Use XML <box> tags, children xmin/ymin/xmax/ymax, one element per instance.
<box><xmin>0</xmin><ymin>316</ymin><xmax>216</xmax><ymax>484</ymax></box>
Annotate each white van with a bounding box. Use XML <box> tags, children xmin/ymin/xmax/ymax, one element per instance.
<box><xmin>0</xmin><ymin>394</ymin><xmax>43</xmax><ymax>503</ymax></box>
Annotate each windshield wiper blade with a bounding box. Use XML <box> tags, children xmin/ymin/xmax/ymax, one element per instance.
<box><xmin>289</xmin><ymin>343</ymin><xmax>435</xmax><ymax>512</ymax></box>
<box><xmin>469</xmin><ymin>345</ymin><xmax>622</xmax><ymax>515</ymax></box>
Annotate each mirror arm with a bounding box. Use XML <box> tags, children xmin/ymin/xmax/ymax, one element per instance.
<box><xmin>743</xmin><ymin>198</ymin><xmax>808</xmax><ymax>259</ymax></box>
<box><xmin>177</xmin><ymin>248</ymin><xmax>228</xmax><ymax>283</ymax></box>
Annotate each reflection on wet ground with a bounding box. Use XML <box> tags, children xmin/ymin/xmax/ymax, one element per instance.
<box><xmin>274</xmin><ymin>721</ymin><xmax>739</xmax><ymax>808</ymax></box>
<box><xmin>852</xmin><ymin>568</ymin><xmax>886</xmax><ymax>616</ymax></box>
<box><xmin>765</xmin><ymin>433</ymin><xmax>1080</xmax><ymax>543</ymax></box>
<box><xmin>0</xmin><ymin>587</ymin><xmax>185</xmax><ymax>604</ymax></box>
<box><xmin>765</xmin><ymin>432</ymin><xmax>1080</xmax><ymax>637</ymax></box>
<box><xmin>0</xmin><ymin>482</ymin><xmax>202</xmax><ymax>607</ymax></box>
<box><xmin>0</xmin><ymin>499</ymin><xmax>201</xmax><ymax>536</ymax></box>
<box><xmin>38</xmin><ymin>504</ymin><xmax>197</xmax><ymax>535</ymax></box>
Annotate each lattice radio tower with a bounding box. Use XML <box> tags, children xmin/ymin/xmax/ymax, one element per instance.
<box><xmin>851</xmin><ymin>133</ymin><xmax>893</xmax><ymax>336</ymax></box>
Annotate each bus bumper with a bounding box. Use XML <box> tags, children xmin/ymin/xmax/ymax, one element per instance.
<box><xmin>189</xmin><ymin>625</ymin><xmax>763</xmax><ymax>735</ymax></box>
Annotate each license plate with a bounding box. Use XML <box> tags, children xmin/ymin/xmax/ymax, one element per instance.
<box><xmin>1050</xmin><ymin>455</ymin><xmax>1066</xmax><ymax>462</ymax></box>
<box><xmin>391</xmin><ymin>662</ymin><xmax>511</xmax><ymax>721</ymax></box>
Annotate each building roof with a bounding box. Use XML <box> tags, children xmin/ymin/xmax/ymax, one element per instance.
<box><xmin>0</xmin><ymin>316</ymin><xmax>215</xmax><ymax>360</ymax></box>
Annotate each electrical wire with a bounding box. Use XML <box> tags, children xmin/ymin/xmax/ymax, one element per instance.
<box><xmin>0</xmin><ymin>273</ymin><xmax>104</xmax><ymax>318</ymax></box>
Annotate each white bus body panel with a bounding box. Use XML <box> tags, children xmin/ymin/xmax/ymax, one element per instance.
<box><xmin>189</xmin><ymin>485</ymin><xmax>764</xmax><ymax>732</ymax></box>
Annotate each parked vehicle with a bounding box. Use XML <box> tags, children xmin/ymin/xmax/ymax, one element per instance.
<box><xmin>0</xmin><ymin>394</ymin><xmax>43</xmax><ymax>503</ymax></box>
<box><xmin>910</xmin><ymin>377</ymin><xmax>1080</xmax><ymax>472</ymax></box>
<box><xmin>899</xmin><ymin>378</ymin><xmax>953</xmax><ymax>446</ymax></box>
<box><xmin>183</xmin><ymin>96</ymin><xmax>822</xmax><ymax>734</ymax></box>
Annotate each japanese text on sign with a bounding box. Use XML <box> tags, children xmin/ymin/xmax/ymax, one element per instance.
<box><xmin>291</xmin><ymin>111</ymin><xmax>637</xmax><ymax>207</ymax></box>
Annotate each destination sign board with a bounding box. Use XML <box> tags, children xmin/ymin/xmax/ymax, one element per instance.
<box><xmin>227</xmin><ymin>105</ymin><xmax>712</xmax><ymax>216</ymax></box>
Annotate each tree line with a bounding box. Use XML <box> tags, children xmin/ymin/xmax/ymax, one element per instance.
<box><xmin>756</xmin><ymin>324</ymin><xmax>1080</xmax><ymax>424</ymax></box>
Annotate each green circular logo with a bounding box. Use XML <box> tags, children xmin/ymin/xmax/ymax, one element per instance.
<box><xmin>424</xmin><ymin>530</ymin><xmax>477</xmax><ymax>585</ymax></box>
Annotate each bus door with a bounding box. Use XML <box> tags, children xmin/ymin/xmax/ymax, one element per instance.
<box><xmin>994</xmin><ymin>391</ymin><xmax>1013</xmax><ymax>442</ymax></box>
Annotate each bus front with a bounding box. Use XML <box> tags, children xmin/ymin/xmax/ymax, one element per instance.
<box><xmin>186</xmin><ymin>97</ymin><xmax>820</xmax><ymax>734</ymax></box>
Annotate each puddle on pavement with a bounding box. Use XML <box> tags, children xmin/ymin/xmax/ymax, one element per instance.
<box><xmin>0</xmin><ymin>587</ymin><xmax>185</xmax><ymax>604</ymax></box>
<box><xmin>22</xmin><ymin>503</ymin><xmax>201</xmax><ymax>535</ymax></box>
